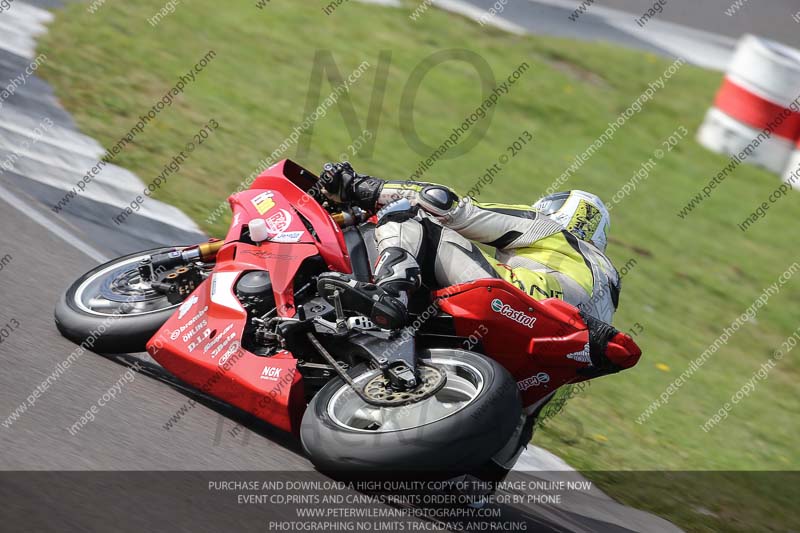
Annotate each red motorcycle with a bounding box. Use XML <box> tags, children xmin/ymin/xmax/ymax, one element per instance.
<box><xmin>55</xmin><ymin>159</ymin><xmax>641</xmax><ymax>473</ymax></box>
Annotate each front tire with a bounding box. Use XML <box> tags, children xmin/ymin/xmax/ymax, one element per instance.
<box><xmin>54</xmin><ymin>248</ymin><xmax>185</xmax><ymax>354</ymax></box>
<box><xmin>300</xmin><ymin>349</ymin><xmax>522</xmax><ymax>473</ymax></box>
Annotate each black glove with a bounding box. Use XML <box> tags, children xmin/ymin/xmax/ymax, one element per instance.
<box><xmin>319</xmin><ymin>162</ymin><xmax>383</xmax><ymax>211</ymax></box>
<box><xmin>319</xmin><ymin>161</ymin><xmax>358</xmax><ymax>203</ymax></box>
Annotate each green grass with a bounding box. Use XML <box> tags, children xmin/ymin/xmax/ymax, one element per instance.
<box><xmin>38</xmin><ymin>1</ymin><xmax>799</xmax><ymax>531</ymax></box>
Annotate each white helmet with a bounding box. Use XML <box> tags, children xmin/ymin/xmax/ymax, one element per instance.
<box><xmin>533</xmin><ymin>190</ymin><xmax>610</xmax><ymax>252</ymax></box>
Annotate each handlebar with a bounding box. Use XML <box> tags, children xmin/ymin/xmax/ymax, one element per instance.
<box><xmin>330</xmin><ymin>207</ymin><xmax>370</xmax><ymax>228</ymax></box>
<box><xmin>284</xmin><ymin>160</ymin><xmax>370</xmax><ymax>227</ymax></box>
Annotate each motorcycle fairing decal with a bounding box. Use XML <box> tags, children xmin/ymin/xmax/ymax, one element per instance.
<box><xmin>203</xmin><ymin>323</ymin><xmax>236</xmax><ymax>358</ymax></box>
<box><xmin>260</xmin><ymin>364</ymin><xmax>283</xmax><ymax>381</ymax></box>
<box><xmin>187</xmin><ymin>326</ymin><xmax>213</xmax><ymax>353</ymax></box>
<box><xmin>217</xmin><ymin>340</ymin><xmax>240</xmax><ymax>367</ymax></box>
<box><xmin>263</xmin><ymin>209</ymin><xmax>293</xmax><ymax>235</ymax></box>
<box><xmin>177</xmin><ymin>294</ymin><xmax>199</xmax><ymax>320</ymax></box>
<box><xmin>169</xmin><ymin>305</ymin><xmax>208</xmax><ymax>342</ymax></box>
<box><xmin>270</xmin><ymin>231</ymin><xmax>304</xmax><ymax>243</ymax></box>
<box><xmin>239</xmin><ymin>249</ymin><xmax>299</xmax><ymax>261</ymax></box>
<box><xmin>566</xmin><ymin>342</ymin><xmax>592</xmax><ymax>363</ymax></box>
<box><xmin>210</xmin><ymin>271</ymin><xmax>245</xmax><ymax>312</ymax></box>
<box><xmin>517</xmin><ymin>372</ymin><xmax>551</xmax><ymax>391</ymax></box>
<box><xmin>251</xmin><ymin>191</ymin><xmax>276</xmax><ymax>215</ymax></box>
<box><xmin>491</xmin><ymin>298</ymin><xmax>537</xmax><ymax>328</ymax></box>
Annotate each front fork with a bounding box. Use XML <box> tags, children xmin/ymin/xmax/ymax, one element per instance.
<box><xmin>138</xmin><ymin>240</ymin><xmax>224</xmax><ymax>303</ymax></box>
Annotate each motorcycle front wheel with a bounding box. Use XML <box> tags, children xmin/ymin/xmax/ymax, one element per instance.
<box><xmin>54</xmin><ymin>247</ymin><xmax>186</xmax><ymax>354</ymax></box>
<box><xmin>300</xmin><ymin>349</ymin><xmax>522</xmax><ymax>473</ymax></box>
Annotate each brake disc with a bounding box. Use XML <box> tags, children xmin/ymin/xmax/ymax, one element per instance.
<box><xmin>361</xmin><ymin>364</ymin><xmax>447</xmax><ymax>407</ymax></box>
<box><xmin>306</xmin><ymin>332</ymin><xmax>448</xmax><ymax>408</ymax></box>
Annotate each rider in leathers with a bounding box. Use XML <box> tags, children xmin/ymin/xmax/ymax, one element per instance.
<box><xmin>316</xmin><ymin>162</ymin><xmax>622</xmax><ymax>479</ymax></box>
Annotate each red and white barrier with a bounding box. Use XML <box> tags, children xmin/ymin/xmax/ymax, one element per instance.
<box><xmin>697</xmin><ymin>35</ymin><xmax>800</xmax><ymax>175</ymax></box>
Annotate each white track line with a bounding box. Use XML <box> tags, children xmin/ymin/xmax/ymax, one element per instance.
<box><xmin>0</xmin><ymin>181</ymin><xmax>108</xmax><ymax>262</ymax></box>
<box><xmin>528</xmin><ymin>0</ymin><xmax>736</xmax><ymax>70</ymax></box>
<box><xmin>1</xmin><ymin>1</ymin><xmax>203</xmax><ymax>235</ymax></box>
<box><xmin>433</xmin><ymin>0</ymin><xmax>528</xmax><ymax>34</ymax></box>
<box><xmin>0</xmin><ymin>2</ymin><xmax>52</xmax><ymax>58</ymax></box>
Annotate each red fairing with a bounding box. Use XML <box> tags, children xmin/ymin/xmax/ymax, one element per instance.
<box><xmin>146</xmin><ymin>246</ymin><xmax>309</xmax><ymax>433</ymax></box>
<box><xmin>245</xmin><ymin>159</ymin><xmax>352</xmax><ymax>275</ymax></box>
<box><xmin>434</xmin><ymin>279</ymin><xmax>641</xmax><ymax>409</ymax></box>
<box><xmin>146</xmin><ymin>159</ymin><xmax>352</xmax><ymax>434</ymax></box>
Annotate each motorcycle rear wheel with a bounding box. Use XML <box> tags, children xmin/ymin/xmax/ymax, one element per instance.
<box><xmin>54</xmin><ymin>248</ymin><xmax>185</xmax><ymax>354</ymax></box>
<box><xmin>300</xmin><ymin>349</ymin><xmax>522</xmax><ymax>474</ymax></box>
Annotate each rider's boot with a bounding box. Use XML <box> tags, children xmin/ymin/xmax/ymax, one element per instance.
<box><xmin>581</xmin><ymin>313</ymin><xmax>642</xmax><ymax>374</ymax></box>
<box><xmin>318</xmin><ymin>196</ymin><xmax>423</xmax><ymax>330</ymax></box>
<box><xmin>317</xmin><ymin>247</ymin><xmax>421</xmax><ymax>330</ymax></box>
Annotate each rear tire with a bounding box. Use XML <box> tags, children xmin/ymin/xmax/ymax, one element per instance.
<box><xmin>300</xmin><ymin>349</ymin><xmax>522</xmax><ymax>474</ymax></box>
<box><xmin>54</xmin><ymin>248</ymin><xmax>183</xmax><ymax>354</ymax></box>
